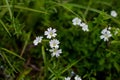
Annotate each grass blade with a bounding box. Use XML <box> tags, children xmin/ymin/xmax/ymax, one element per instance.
<box><xmin>1</xmin><ymin>48</ymin><xmax>25</xmax><ymax>60</ymax></box>
<box><xmin>0</xmin><ymin>19</ymin><xmax>11</xmax><ymax>36</ymax></box>
<box><xmin>2</xmin><ymin>52</ymin><xmax>16</xmax><ymax>72</ymax></box>
<box><xmin>60</xmin><ymin>57</ymin><xmax>85</xmax><ymax>74</ymax></box>
<box><xmin>14</xmin><ymin>5</ymin><xmax>48</xmax><ymax>14</ymax></box>
<box><xmin>5</xmin><ymin>0</ymin><xmax>13</xmax><ymax>19</ymax></box>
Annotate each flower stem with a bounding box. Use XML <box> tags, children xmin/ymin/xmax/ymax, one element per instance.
<box><xmin>41</xmin><ymin>46</ymin><xmax>47</xmax><ymax>78</ymax></box>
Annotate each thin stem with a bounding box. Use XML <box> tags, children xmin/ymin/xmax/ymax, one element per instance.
<box><xmin>5</xmin><ymin>0</ymin><xmax>12</xmax><ymax>19</ymax></box>
<box><xmin>20</xmin><ymin>31</ymin><xmax>31</xmax><ymax>56</ymax></box>
<box><xmin>0</xmin><ymin>19</ymin><xmax>11</xmax><ymax>36</ymax></box>
<box><xmin>84</xmin><ymin>0</ymin><xmax>93</xmax><ymax>18</ymax></box>
<box><xmin>42</xmin><ymin>46</ymin><xmax>47</xmax><ymax>78</ymax></box>
<box><xmin>2</xmin><ymin>52</ymin><xmax>16</xmax><ymax>72</ymax></box>
<box><xmin>0</xmin><ymin>5</ymin><xmax>48</xmax><ymax>14</ymax></box>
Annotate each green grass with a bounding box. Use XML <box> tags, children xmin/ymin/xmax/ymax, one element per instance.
<box><xmin>0</xmin><ymin>0</ymin><xmax>120</xmax><ymax>80</ymax></box>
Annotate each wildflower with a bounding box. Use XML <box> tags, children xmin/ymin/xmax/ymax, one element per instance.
<box><xmin>33</xmin><ymin>36</ymin><xmax>43</xmax><ymax>46</ymax></box>
<box><xmin>101</xmin><ymin>28</ymin><xmax>108</xmax><ymax>34</ymax></box>
<box><xmin>79</xmin><ymin>22</ymin><xmax>86</xmax><ymax>27</ymax></box>
<box><xmin>49</xmin><ymin>39</ymin><xmax>60</xmax><ymax>48</ymax></box>
<box><xmin>44</xmin><ymin>27</ymin><xmax>57</xmax><ymax>39</ymax></box>
<box><xmin>81</xmin><ymin>24</ymin><xmax>89</xmax><ymax>31</ymax></box>
<box><xmin>110</xmin><ymin>10</ymin><xmax>117</xmax><ymax>17</ymax></box>
<box><xmin>100</xmin><ymin>28</ymin><xmax>112</xmax><ymax>41</ymax></box>
<box><xmin>64</xmin><ymin>77</ymin><xmax>71</xmax><ymax>80</ymax></box>
<box><xmin>80</xmin><ymin>22</ymin><xmax>89</xmax><ymax>32</ymax></box>
<box><xmin>74</xmin><ymin>75</ymin><xmax>82</xmax><ymax>80</ymax></box>
<box><xmin>49</xmin><ymin>48</ymin><xmax>62</xmax><ymax>57</ymax></box>
<box><xmin>72</xmin><ymin>17</ymin><xmax>81</xmax><ymax>26</ymax></box>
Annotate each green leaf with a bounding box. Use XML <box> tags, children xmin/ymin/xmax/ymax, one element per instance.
<box><xmin>91</xmin><ymin>77</ymin><xmax>96</xmax><ymax>80</ymax></box>
<box><xmin>113</xmin><ymin>62</ymin><xmax>120</xmax><ymax>72</ymax></box>
<box><xmin>99</xmin><ymin>59</ymin><xmax>105</xmax><ymax>65</ymax></box>
<box><xmin>16</xmin><ymin>68</ymin><xmax>32</xmax><ymax>80</ymax></box>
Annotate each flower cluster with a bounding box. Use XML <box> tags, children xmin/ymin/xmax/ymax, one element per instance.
<box><xmin>72</xmin><ymin>17</ymin><xmax>89</xmax><ymax>32</ymax></box>
<box><xmin>33</xmin><ymin>27</ymin><xmax>62</xmax><ymax>57</ymax></box>
<box><xmin>44</xmin><ymin>27</ymin><xmax>62</xmax><ymax>57</ymax></box>
<box><xmin>110</xmin><ymin>10</ymin><xmax>117</xmax><ymax>17</ymax></box>
<box><xmin>65</xmin><ymin>75</ymin><xmax>82</xmax><ymax>80</ymax></box>
<box><xmin>100</xmin><ymin>27</ymin><xmax>112</xmax><ymax>41</ymax></box>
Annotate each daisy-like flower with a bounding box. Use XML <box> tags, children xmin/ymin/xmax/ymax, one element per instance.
<box><xmin>44</xmin><ymin>27</ymin><xmax>57</xmax><ymax>39</ymax></box>
<box><xmin>64</xmin><ymin>77</ymin><xmax>71</xmax><ymax>80</ymax></box>
<box><xmin>80</xmin><ymin>22</ymin><xmax>89</xmax><ymax>32</ymax></box>
<box><xmin>72</xmin><ymin>17</ymin><xmax>81</xmax><ymax>26</ymax></box>
<box><xmin>110</xmin><ymin>10</ymin><xmax>117</xmax><ymax>17</ymax></box>
<box><xmin>74</xmin><ymin>75</ymin><xmax>82</xmax><ymax>80</ymax></box>
<box><xmin>100</xmin><ymin>28</ymin><xmax>112</xmax><ymax>41</ymax></box>
<box><xmin>49</xmin><ymin>39</ymin><xmax>60</xmax><ymax>48</ymax></box>
<box><xmin>101</xmin><ymin>28</ymin><xmax>108</xmax><ymax>34</ymax></box>
<box><xmin>33</xmin><ymin>36</ymin><xmax>43</xmax><ymax>46</ymax></box>
<box><xmin>49</xmin><ymin>48</ymin><xmax>62</xmax><ymax>57</ymax></box>
<box><xmin>81</xmin><ymin>24</ymin><xmax>89</xmax><ymax>32</ymax></box>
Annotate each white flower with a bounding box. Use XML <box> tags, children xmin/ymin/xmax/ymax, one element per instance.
<box><xmin>79</xmin><ymin>22</ymin><xmax>86</xmax><ymax>27</ymax></box>
<box><xmin>33</xmin><ymin>36</ymin><xmax>43</xmax><ymax>46</ymax></box>
<box><xmin>80</xmin><ymin>22</ymin><xmax>89</xmax><ymax>32</ymax></box>
<box><xmin>64</xmin><ymin>77</ymin><xmax>71</xmax><ymax>80</ymax></box>
<box><xmin>101</xmin><ymin>28</ymin><xmax>108</xmax><ymax>34</ymax></box>
<box><xmin>81</xmin><ymin>24</ymin><xmax>89</xmax><ymax>32</ymax></box>
<box><xmin>72</xmin><ymin>17</ymin><xmax>89</xmax><ymax>32</ymax></box>
<box><xmin>110</xmin><ymin>10</ymin><xmax>117</xmax><ymax>17</ymax></box>
<box><xmin>49</xmin><ymin>39</ymin><xmax>60</xmax><ymax>48</ymax></box>
<box><xmin>44</xmin><ymin>27</ymin><xmax>57</xmax><ymax>39</ymax></box>
<box><xmin>49</xmin><ymin>48</ymin><xmax>62</xmax><ymax>57</ymax></box>
<box><xmin>100</xmin><ymin>28</ymin><xmax>112</xmax><ymax>41</ymax></box>
<box><xmin>74</xmin><ymin>75</ymin><xmax>82</xmax><ymax>80</ymax></box>
<box><xmin>72</xmin><ymin>17</ymin><xmax>81</xmax><ymax>26</ymax></box>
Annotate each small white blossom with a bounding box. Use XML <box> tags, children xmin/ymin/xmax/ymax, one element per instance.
<box><xmin>72</xmin><ymin>17</ymin><xmax>81</xmax><ymax>26</ymax></box>
<box><xmin>101</xmin><ymin>28</ymin><xmax>108</xmax><ymax>34</ymax></box>
<box><xmin>100</xmin><ymin>28</ymin><xmax>112</xmax><ymax>41</ymax></box>
<box><xmin>111</xmin><ymin>10</ymin><xmax>117</xmax><ymax>17</ymax></box>
<box><xmin>49</xmin><ymin>39</ymin><xmax>60</xmax><ymax>48</ymax></box>
<box><xmin>44</xmin><ymin>27</ymin><xmax>57</xmax><ymax>39</ymax></box>
<box><xmin>79</xmin><ymin>22</ymin><xmax>86</xmax><ymax>27</ymax></box>
<box><xmin>81</xmin><ymin>24</ymin><xmax>89</xmax><ymax>31</ymax></box>
<box><xmin>80</xmin><ymin>22</ymin><xmax>89</xmax><ymax>32</ymax></box>
<box><xmin>33</xmin><ymin>36</ymin><xmax>43</xmax><ymax>46</ymax></box>
<box><xmin>72</xmin><ymin>17</ymin><xmax>89</xmax><ymax>32</ymax></box>
<box><xmin>64</xmin><ymin>77</ymin><xmax>71</xmax><ymax>80</ymax></box>
<box><xmin>74</xmin><ymin>75</ymin><xmax>82</xmax><ymax>80</ymax></box>
<box><xmin>49</xmin><ymin>48</ymin><xmax>62</xmax><ymax>57</ymax></box>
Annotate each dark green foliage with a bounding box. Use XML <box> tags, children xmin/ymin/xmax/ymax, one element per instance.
<box><xmin>0</xmin><ymin>0</ymin><xmax>120</xmax><ymax>80</ymax></box>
